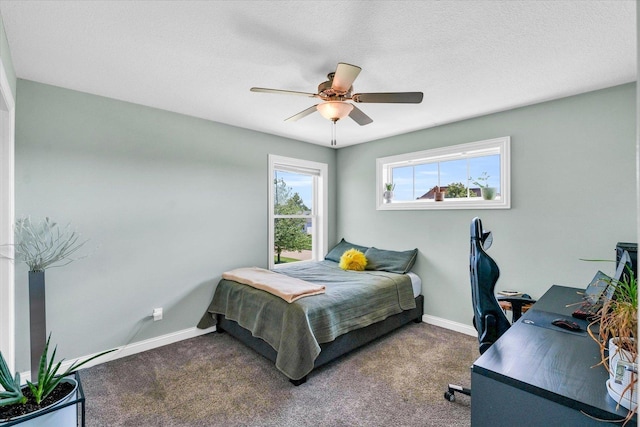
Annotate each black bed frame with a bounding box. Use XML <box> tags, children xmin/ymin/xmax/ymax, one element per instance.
<box><xmin>216</xmin><ymin>294</ymin><xmax>424</xmax><ymax>385</ymax></box>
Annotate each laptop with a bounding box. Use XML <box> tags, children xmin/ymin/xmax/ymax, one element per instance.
<box><xmin>572</xmin><ymin>251</ymin><xmax>631</xmax><ymax>321</ymax></box>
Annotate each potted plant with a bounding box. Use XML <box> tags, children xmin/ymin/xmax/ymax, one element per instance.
<box><xmin>0</xmin><ymin>333</ymin><xmax>114</xmax><ymax>426</ymax></box>
<box><xmin>471</xmin><ymin>172</ymin><xmax>497</xmax><ymax>200</ymax></box>
<box><xmin>587</xmin><ymin>262</ymin><xmax>637</xmax><ymax>422</ymax></box>
<box><xmin>1</xmin><ymin>217</ymin><xmax>87</xmax><ymax>380</ymax></box>
<box><xmin>383</xmin><ymin>183</ymin><xmax>395</xmax><ymax>203</ymax></box>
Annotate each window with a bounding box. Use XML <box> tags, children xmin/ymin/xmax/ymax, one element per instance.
<box><xmin>376</xmin><ymin>136</ymin><xmax>510</xmax><ymax>210</ymax></box>
<box><xmin>268</xmin><ymin>155</ymin><xmax>328</xmax><ymax>269</ymax></box>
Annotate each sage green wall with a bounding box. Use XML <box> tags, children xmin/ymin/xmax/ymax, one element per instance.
<box><xmin>336</xmin><ymin>83</ymin><xmax>637</xmax><ymax>328</ymax></box>
<box><xmin>14</xmin><ymin>79</ymin><xmax>336</xmax><ymax>371</ymax></box>
<box><xmin>0</xmin><ymin>12</ymin><xmax>16</xmax><ymax>98</ymax></box>
<box><xmin>13</xmin><ymin>78</ymin><xmax>637</xmax><ymax>368</ymax></box>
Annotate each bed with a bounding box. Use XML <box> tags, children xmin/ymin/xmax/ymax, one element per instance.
<box><xmin>197</xmin><ymin>240</ymin><xmax>424</xmax><ymax>385</ymax></box>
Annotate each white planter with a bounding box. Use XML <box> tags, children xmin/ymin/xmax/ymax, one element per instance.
<box><xmin>607</xmin><ymin>338</ymin><xmax>638</xmax><ymax>412</ymax></box>
<box><xmin>0</xmin><ymin>378</ymin><xmax>78</xmax><ymax>427</ymax></box>
<box><xmin>481</xmin><ymin>187</ymin><xmax>497</xmax><ymax>200</ymax></box>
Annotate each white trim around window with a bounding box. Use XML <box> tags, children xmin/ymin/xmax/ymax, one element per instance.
<box><xmin>376</xmin><ymin>136</ymin><xmax>511</xmax><ymax>210</ymax></box>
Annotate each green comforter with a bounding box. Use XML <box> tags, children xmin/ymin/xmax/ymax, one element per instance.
<box><xmin>197</xmin><ymin>260</ymin><xmax>416</xmax><ymax>380</ymax></box>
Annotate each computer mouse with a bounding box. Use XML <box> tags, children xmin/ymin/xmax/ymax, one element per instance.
<box><xmin>552</xmin><ymin>318</ymin><xmax>581</xmax><ymax>332</ymax></box>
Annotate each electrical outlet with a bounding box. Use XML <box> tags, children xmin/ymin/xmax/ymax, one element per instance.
<box><xmin>153</xmin><ymin>307</ymin><xmax>163</xmax><ymax>321</ymax></box>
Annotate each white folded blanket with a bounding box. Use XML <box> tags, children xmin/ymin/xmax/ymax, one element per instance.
<box><xmin>222</xmin><ymin>267</ymin><xmax>326</xmax><ymax>303</ymax></box>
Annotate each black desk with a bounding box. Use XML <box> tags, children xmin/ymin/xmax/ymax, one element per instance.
<box><xmin>471</xmin><ymin>285</ymin><xmax>636</xmax><ymax>426</ymax></box>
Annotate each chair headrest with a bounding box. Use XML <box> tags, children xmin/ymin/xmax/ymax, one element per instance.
<box><xmin>471</xmin><ymin>217</ymin><xmax>493</xmax><ymax>250</ymax></box>
<box><xmin>471</xmin><ymin>217</ymin><xmax>483</xmax><ymax>241</ymax></box>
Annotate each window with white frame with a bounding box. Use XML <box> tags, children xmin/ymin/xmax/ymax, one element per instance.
<box><xmin>268</xmin><ymin>155</ymin><xmax>328</xmax><ymax>268</ymax></box>
<box><xmin>376</xmin><ymin>136</ymin><xmax>511</xmax><ymax>210</ymax></box>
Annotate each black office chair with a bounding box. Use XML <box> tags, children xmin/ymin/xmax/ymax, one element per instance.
<box><xmin>444</xmin><ymin>217</ymin><xmax>535</xmax><ymax>402</ymax></box>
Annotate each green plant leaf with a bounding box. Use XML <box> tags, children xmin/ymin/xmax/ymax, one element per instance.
<box><xmin>26</xmin><ymin>332</ymin><xmax>116</xmax><ymax>404</ymax></box>
<box><xmin>0</xmin><ymin>352</ymin><xmax>26</xmax><ymax>407</ymax></box>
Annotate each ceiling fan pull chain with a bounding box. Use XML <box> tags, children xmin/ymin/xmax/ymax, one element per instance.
<box><xmin>331</xmin><ymin>119</ymin><xmax>337</xmax><ymax>146</ymax></box>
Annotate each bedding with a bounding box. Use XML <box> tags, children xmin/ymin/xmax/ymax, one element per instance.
<box><xmin>324</xmin><ymin>239</ymin><xmax>418</xmax><ymax>275</ymax></box>
<box><xmin>407</xmin><ymin>271</ymin><xmax>422</xmax><ymax>298</ymax></box>
<box><xmin>364</xmin><ymin>247</ymin><xmax>418</xmax><ymax>274</ymax></box>
<box><xmin>197</xmin><ymin>260</ymin><xmax>417</xmax><ymax>381</ymax></box>
<box><xmin>324</xmin><ymin>238</ymin><xmax>369</xmax><ymax>262</ymax></box>
<box><xmin>221</xmin><ymin>267</ymin><xmax>326</xmax><ymax>302</ymax></box>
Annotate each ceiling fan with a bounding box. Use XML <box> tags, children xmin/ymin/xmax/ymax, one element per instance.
<box><xmin>250</xmin><ymin>62</ymin><xmax>424</xmax><ymax>146</ymax></box>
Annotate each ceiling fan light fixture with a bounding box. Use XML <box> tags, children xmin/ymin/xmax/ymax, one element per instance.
<box><xmin>316</xmin><ymin>101</ymin><xmax>353</xmax><ymax>121</ymax></box>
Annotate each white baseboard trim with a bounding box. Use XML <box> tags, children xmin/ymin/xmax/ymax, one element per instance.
<box><xmin>20</xmin><ymin>325</ymin><xmax>216</xmax><ymax>383</ymax></box>
<box><xmin>422</xmin><ymin>314</ymin><xmax>476</xmax><ymax>337</ymax></box>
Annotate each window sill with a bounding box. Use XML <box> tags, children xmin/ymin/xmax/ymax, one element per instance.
<box><xmin>376</xmin><ymin>198</ymin><xmax>510</xmax><ymax>210</ymax></box>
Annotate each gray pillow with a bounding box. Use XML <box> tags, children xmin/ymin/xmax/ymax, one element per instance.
<box><xmin>325</xmin><ymin>239</ymin><xmax>369</xmax><ymax>263</ymax></box>
<box><xmin>365</xmin><ymin>247</ymin><xmax>418</xmax><ymax>274</ymax></box>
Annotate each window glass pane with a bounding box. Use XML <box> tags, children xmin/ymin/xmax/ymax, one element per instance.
<box><xmin>273</xmin><ymin>169</ymin><xmax>313</xmax><ymax>265</ymax></box>
<box><xmin>392</xmin><ymin>163</ymin><xmax>440</xmax><ymax>200</ymax></box>
<box><xmin>274</xmin><ymin>170</ymin><xmax>313</xmax><ymax>214</ymax></box>
<box><xmin>274</xmin><ymin>218</ymin><xmax>313</xmax><ymax>265</ymax></box>
<box><xmin>439</xmin><ymin>159</ymin><xmax>466</xmax><ymax>187</ymax></box>
<box><xmin>391</xmin><ymin>166</ymin><xmax>414</xmax><ymax>201</ymax></box>
<box><xmin>437</xmin><ymin>159</ymin><xmax>469</xmax><ymax>198</ymax></box>
<box><xmin>468</xmin><ymin>154</ymin><xmax>501</xmax><ymax>196</ymax></box>
<box><xmin>414</xmin><ymin>163</ymin><xmax>439</xmax><ymax>199</ymax></box>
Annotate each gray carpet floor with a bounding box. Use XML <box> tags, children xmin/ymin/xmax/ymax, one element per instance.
<box><xmin>80</xmin><ymin>322</ymin><xmax>476</xmax><ymax>426</ymax></box>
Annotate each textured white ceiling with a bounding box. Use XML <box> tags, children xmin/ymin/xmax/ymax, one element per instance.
<box><xmin>0</xmin><ymin>1</ymin><xmax>636</xmax><ymax>147</ymax></box>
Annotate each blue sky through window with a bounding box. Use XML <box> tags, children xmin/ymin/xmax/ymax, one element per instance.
<box><xmin>392</xmin><ymin>154</ymin><xmax>500</xmax><ymax>200</ymax></box>
<box><xmin>274</xmin><ymin>170</ymin><xmax>313</xmax><ymax>209</ymax></box>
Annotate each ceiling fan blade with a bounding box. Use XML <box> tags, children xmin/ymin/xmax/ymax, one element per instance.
<box><xmin>352</xmin><ymin>92</ymin><xmax>424</xmax><ymax>103</ymax></box>
<box><xmin>331</xmin><ymin>63</ymin><xmax>362</xmax><ymax>93</ymax></box>
<box><xmin>284</xmin><ymin>105</ymin><xmax>319</xmax><ymax>122</ymax></box>
<box><xmin>251</xmin><ymin>87</ymin><xmax>318</xmax><ymax>97</ymax></box>
<box><xmin>349</xmin><ymin>105</ymin><xmax>373</xmax><ymax>126</ymax></box>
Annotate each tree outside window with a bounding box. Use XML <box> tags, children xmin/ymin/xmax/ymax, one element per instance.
<box><xmin>273</xmin><ymin>177</ymin><xmax>312</xmax><ymax>264</ymax></box>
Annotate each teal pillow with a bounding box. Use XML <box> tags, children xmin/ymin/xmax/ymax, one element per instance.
<box><xmin>325</xmin><ymin>239</ymin><xmax>369</xmax><ymax>263</ymax></box>
<box><xmin>365</xmin><ymin>247</ymin><xmax>418</xmax><ymax>274</ymax></box>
